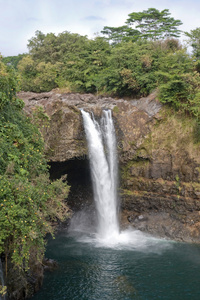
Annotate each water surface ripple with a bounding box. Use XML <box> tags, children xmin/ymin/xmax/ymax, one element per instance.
<box><xmin>32</xmin><ymin>231</ymin><xmax>200</xmax><ymax>300</ymax></box>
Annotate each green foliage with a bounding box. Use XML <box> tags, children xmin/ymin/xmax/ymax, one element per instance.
<box><xmin>93</xmin><ymin>40</ymin><xmax>178</xmax><ymax>97</ymax></box>
<box><xmin>126</xmin><ymin>8</ymin><xmax>182</xmax><ymax>40</ymax></box>
<box><xmin>0</xmin><ymin>60</ymin><xmax>20</xmax><ymax>109</ymax></box>
<box><xmin>32</xmin><ymin>106</ymin><xmax>50</xmax><ymax>129</ymax></box>
<box><xmin>2</xmin><ymin>54</ymin><xmax>27</xmax><ymax>70</ymax></box>
<box><xmin>0</xmin><ymin>58</ymin><xmax>70</xmax><ymax>269</ymax></box>
<box><xmin>185</xmin><ymin>27</ymin><xmax>200</xmax><ymax>59</ymax></box>
<box><xmin>0</xmin><ymin>173</ymin><xmax>69</xmax><ymax>268</ymax></box>
<box><xmin>18</xmin><ymin>31</ymin><xmax>111</xmax><ymax>93</ymax></box>
<box><xmin>101</xmin><ymin>25</ymin><xmax>140</xmax><ymax>45</ymax></box>
<box><xmin>15</xmin><ymin>21</ymin><xmax>184</xmax><ymax>98</ymax></box>
<box><xmin>4</xmin><ymin>8</ymin><xmax>199</xmax><ymax>133</ymax></box>
<box><xmin>101</xmin><ymin>8</ymin><xmax>182</xmax><ymax>44</ymax></box>
<box><xmin>18</xmin><ymin>55</ymin><xmax>60</xmax><ymax>92</ymax></box>
<box><xmin>157</xmin><ymin>49</ymin><xmax>200</xmax><ymax>120</ymax></box>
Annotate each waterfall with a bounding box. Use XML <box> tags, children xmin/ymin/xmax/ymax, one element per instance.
<box><xmin>72</xmin><ymin>109</ymin><xmax>168</xmax><ymax>249</ymax></box>
<box><xmin>81</xmin><ymin>110</ymin><xmax>119</xmax><ymax>239</ymax></box>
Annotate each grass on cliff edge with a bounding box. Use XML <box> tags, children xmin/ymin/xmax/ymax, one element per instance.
<box><xmin>144</xmin><ymin>107</ymin><xmax>200</xmax><ymax>156</ymax></box>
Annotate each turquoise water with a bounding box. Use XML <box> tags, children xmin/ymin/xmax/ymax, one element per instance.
<box><xmin>31</xmin><ymin>230</ymin><xmax>200</xmax><ymax>300</ymax></box>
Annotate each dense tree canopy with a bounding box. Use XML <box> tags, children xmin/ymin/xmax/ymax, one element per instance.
<box><xmin>2</xmin><ymin>7</ymin><xmax>200</xmax><ymax>124</ymax></box>
<box><xmin>2</xmin><ymin>54</ymin><xmax>26</xmax><ymax>70</ymax></box>
<box><xmin>126</xmin><ymin>8</ymin><xmax>183</xmax><ymax>40</ymax></box>
<box><xmin>0</xmin><ymin>58</ymin><xmax>70</xmax><ymax>273</ymax></box>
<box><xmin>101</xmin><ymin>25</ymin><xmax>140</xmax><ymax>45</ymax></box>
<box><xmin>101</xmin><ymin>8</ymin><xmax>182</xmax><ymax>44</ymax></box>
<box><xmin>18</xmin><ymin>31</ymin><xmax>111</xmax><ymax>93</ymax></box>
<box><xmin>185</xmin><ymin>27</ymin><xmax>200</xmax><ymax>59</ymax></box>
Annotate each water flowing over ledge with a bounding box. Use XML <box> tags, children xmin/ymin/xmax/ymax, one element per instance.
<box><xmin>68</xmin><ymin>109</ymin><xmax>171</xmax><ymax>251</ymax></box>
<box><xmin>80</xmin><ymin>109</ymin><xmax>119</xmax><ymax>240</ymax></box>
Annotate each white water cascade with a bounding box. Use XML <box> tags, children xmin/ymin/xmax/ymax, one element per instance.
<box><xmin>76</xmin><ymin>109</ymin><xmax>172</xmax><ymax>251</ymax></box>
<box><xmin>81</xmin><ymin>110</ymin><xmax>119</xmax><ymax>240</ymax></box>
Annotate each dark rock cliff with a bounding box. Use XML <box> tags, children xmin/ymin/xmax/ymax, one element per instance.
<box><xmin>19</xmin><ymin>91</ymin><xmax>200</xmax><ymax>243</ymax></box>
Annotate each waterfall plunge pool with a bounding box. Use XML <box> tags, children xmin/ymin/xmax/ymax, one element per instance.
<box><xmin>31</xmin><ymin>230</ymin><xmax>200</xmax><ymax>300</ymax></box>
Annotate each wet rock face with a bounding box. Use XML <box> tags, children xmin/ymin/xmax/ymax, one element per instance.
<box><xmin>20</xmin><ymin>91</ymin><xmax>119</xmax><ymax>162</ymax></box>
<box><xmin>19</xmin><ymin>91</ymin><xmax>200</xmax><ymax>242</ymax></box>
<box><xmin>121</xmin><ymin>210</ymin><xmax>200</xmax><ymax>243</ymax></box>
<box><xmin>20</xmin><ymin>91</ymin><xmax>160</xmax><ymax>162</ymax></box>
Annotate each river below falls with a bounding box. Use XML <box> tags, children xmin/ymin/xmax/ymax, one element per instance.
<box><xmin>31</xmin><ymin>229</ymin><xmax>200</xmax><ymax>300</ymax></box>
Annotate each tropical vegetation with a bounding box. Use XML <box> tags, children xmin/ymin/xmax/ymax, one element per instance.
<box><xmin>0</xmin><ymin>57</ymin><xmax>70</xmax><ymax>285</ymax></box>
<box><xmin>3</xmin><ymin>8</ymin><xmax>199</xmax><ymax>122</ymax></box>
<box><xmin>1</xmin><ymin>6</ymin><xmax>200</xmax><ymax>296</ymax></box>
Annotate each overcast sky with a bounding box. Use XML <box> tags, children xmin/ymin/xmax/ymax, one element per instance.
<box><xmin>0</xmin><ymin>0</ymin><xmax>200</xmax><ymax>57</ymax></box>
